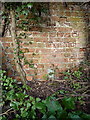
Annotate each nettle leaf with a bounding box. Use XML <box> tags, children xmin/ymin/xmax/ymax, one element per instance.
<box><xmin>62</xmin><ymin>97</ymin><xmax>75</xmax><ymax>110</ymax></box>
<box><xmin>45</xmin><ymin>97</ymin><xmax>63</xmax><ymax>114</ymax></box>
<box><xmin>80</xmin><ymin>113</ymin><xmax>90</xmax><ymax>120</ymax></box>
<box><xmin>42</xmin><ymin>114</ymin><xmax>47</xmax><ymax>119</ymax></box>
<box><xmin>57</xmin><ymin>110</ymin><xmax>67</xmax><ymax>119</ymax></box>
<box><xmin>68</xmin><ymin>112</ymin><xmax>82</xmax><ymax>120</ymax></box>
<box><xmin>48</xmin><ymin>115</ymin><xmax>56</xmax><ymax>120</ymax></box>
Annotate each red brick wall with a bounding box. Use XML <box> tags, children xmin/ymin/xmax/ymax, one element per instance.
<box><xmin>1</xmin><ymin>3</ymin><xmax>89</xmax><ymax>81</ymax></box>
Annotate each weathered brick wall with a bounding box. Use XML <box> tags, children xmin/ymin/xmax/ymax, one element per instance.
<box><xmin>1</xmin><ymin>3</ymin><xmax>89</xmax><ymax>81</ymax></box>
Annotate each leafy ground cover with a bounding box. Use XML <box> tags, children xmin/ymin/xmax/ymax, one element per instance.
<box><xmin>0</xmin><ymin>62</ymin><xmax>90</xmax><ymax>120</ymax></box>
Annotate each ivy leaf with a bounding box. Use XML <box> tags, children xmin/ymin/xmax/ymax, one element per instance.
<box><xmin>16</xmin><ymin>93</ymin><xmax>25</xmax><ymax>100</ymax></box>
<box><xmin>36</xmin><ymin>98</ymin><xmax>41</xmax><ymax>102</ymax></box>
<box><xmin>22</xmin><ymin>10</ymin><xmax>29</xmax><ymax>16</ymax></box>
<box><xmin>27</xmin><ymin>103</ymin><xmax>31</xmax><ymax>108</ymax></box>
<box><xmin>21</xmin><ymin>109</ymin><xmax>28</xmax><ymax>118</ymax></box>
<box><xmin>29</xmin><ymin>96</ymin><xmax>34</xmax><ymax>101</ymax></box>
<box><xmin>64</xmin><ymin>76</ymin><xmax>69</xmax><ymax>80</ymax></box>
<box><xmin>10</xmin><ymin>101</ymin><xmax>19</xmax><ymax>110</ymax></box>
<box><xmin>27</xmin><ymin>3</ymin><xmax>33</xmax><ymax>9</ymax></box>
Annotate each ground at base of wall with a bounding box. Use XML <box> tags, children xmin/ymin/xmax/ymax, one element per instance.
<box><xmin>27</xmin><ymin>79</ymin><xmax>90</xmax><ymax>114</ymax></box>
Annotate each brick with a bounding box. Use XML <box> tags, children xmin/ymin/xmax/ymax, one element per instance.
<box><xmin>12</xmin><ymin>65</ymin><xmax>17</xmax><ymax>70</ymax></box>
<box><xmin>7</xmin><ymin>54</ymin><xmax>14</xmax><ymax>59</ymax></box>
<box><xmin>65</xmin><ymin>48</ymin><xmax>73</xmax><ymax>52</ymax></box>
<box><xmin>51</xmin><ymin>16</ymin><xmax>59</xmax><ymax>21</ymax></box>
<box><xmin>20</xmin><ymin>48</ymin><xmax>29</xmax><ymax>53</ymax></box>
<box><xmin>26</xmin><ymin>76</ymin><xmax>33</xmax><ymax>81</ymax></box>
<box><xmin>65</xmin><ymin>11</ymin><xmax>71</xmax><ymax>16</ymax></box>
<box><xmin>32</xmin><ymin>54</ymin><xmax>41</xmax><ymax>58</ymax></box>
<box><xmin>64</xmin><ymin>33</ymin><xmax>71</xmax><ymax>37</ymax></box>
<box><xmin>30</xmin><ymin>26</ymin><xmax>42</xmax><ymax>31</ymax></box>
<box><xmin>57</xmin><ymin>32</ymin><xmax>64</xmax><ymax>37</ymax></box>
<box><xmin>5</xmin><ymin>48</ymin><xmax>13</xmax><ymax>53</ymax></box>
<box><xmin>24</xmin><ymin>53</ymin><xmax>32</xmax><ymax>58</ymax></box>
<box><xmin>59</xmin><ymin>17</ymin><xmax>67</xmax><ymax>23</ymax></box>
<box><xmin>40</xmin><ymin>58</ymin><xmax>50</xmax><ymax>63</ymax></box>
<box><xmin>25</xmin><ymin>70</ymin><xmax>35</xmax><ymax>75</ymax></box>
<box><xmin>29</xmin><ymin>49</ymin><xmax>35</xmax><ymax>53</ymax></box>
<box><xmin>64</xmin><ymin>52</ymin><xmax>71</xmax><ymax>57</ymax></box>
<box><xmin>34</xmin><ymin>37</ymin><xmax>48</xmax><ymax>42</ymax></box>
<box><xmin>3</xmin><ymin>43</ymin><xmax>11</xmax><ymax>47</ymax></box>
<box><xmin>49</xmin><ymin>37</ymin><xmax>62</xmax><ymax>42</ymax></box>
<box><xmin>23</xmin><ymin>42</ymin><xmax>29</xmax><ymax>47</ymax></box>
<box><xmin>69</xmin><ymin>58</ymin><xmax>77</xmax><ymax>62</ymax></box>
<box><xmin>35</xmin><ymin>74</ymin><xmax>45</xmax><ymax>80</ymax></box>
<box><xmin>12</xmin><ymin>76</ymin><xmax>21</xmax><ymax>81</ymax></box>
<box><xmin>27</xmin><ymin>59</ymin><xmax>38</xmax><ymax>64</ymax></box>
<box><xmin>64</xmin><ymin>38</ymin><xmax>76</xmax><ymax>42</ymax></box>
<box><xmin>56</xmin><ymin>27</ymin><xmax>72</xmax><ymax>32</ymax></box>
<box><xmin>42</xmin><ymin>27</ymin><xmax>56</xmax><ymax>32</ymax></box>
<box><xmin>46</xmin><ymin>43</ymin><xmax>53</xmax><ymax>48</ymax></box>
<box><xmin>1</xmin><ymin>37</ymin><xmax>12</xmax><ymax>42</ymax></box>
<box><xmin>7</xmin><ymin>70</ymin><xmax>13</xmax><ymax>76</ymax></box>
<box><xmin>49</xmin><ymin>32</ymin><xmax>57</xmax><ymax>37</ymax></box>
<box><xmin>67</xmin><ymin>17</ymin><xmax>83</xmax><ymax>23</ymax></box>
<box><xmin>10</xmin><ymin>60</ymin><xmax>15</xmax><ymax>65</ymax></box>
<box><xmin>2</xmin><ymin>51</ymin><xmax>5</xmax><ymax>57</ymax></box>
<box><xmin>29</xmin><ymin>42</ymin><xmax>38</xmax><ymax>48</ymax></box>
<box><xmin>37</xmin><ymin>43</ymin><xmax>46</xmax><ymax>48</ymax></box>
<box><xmin>33</xmin><ymin>32</ymin><xmax>48</xmax><ymax>38</ymax></box>
<box><xmin>37</xmin><ymin>64</ymin><xmax>44</xmax><ymax>68</ymax></box>
<box><xmin>71</xmin><ymin>12</ymin><xmax>79</xmax><ymax>17</ymax></box>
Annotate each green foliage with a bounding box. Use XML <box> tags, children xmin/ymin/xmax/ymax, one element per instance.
<box><xmin>62</xmin><ymin>97</ymin><xmax>75</xmax><ymax>110</ymax></box>
<box><xmin>42</xmin><ymin>74</ymin><xmax>49</xmax><ymax>80</ymax></box>
<box><xmin>73</xmin><ymin>71</ymin><xmax>82</xmax><ymax>79</ymax></box>
<box><xmin>0</xmin><ymin>70</ymin><xmax>90</xmax><ymax>120</ymax></box>
<box><xmin>71</xmin><ymin>82</ymin><xmax>82</xmax><ymax>90</ymax></box>
<box><xmin>62</xmin><ymin>70</ymin><xmax>72</xmax><ymax>80</ymax></box>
